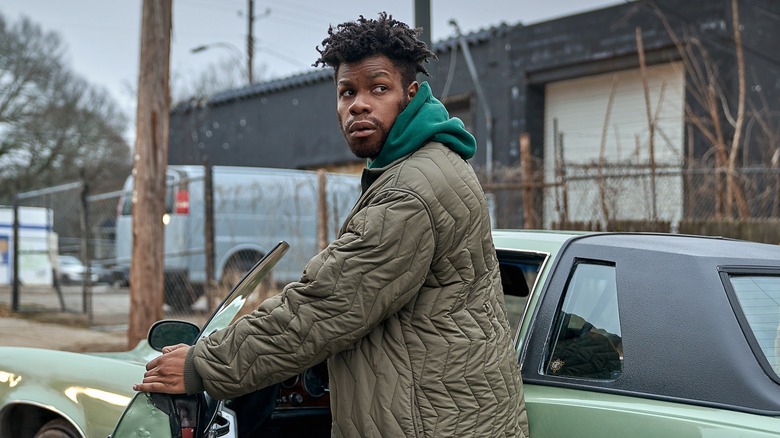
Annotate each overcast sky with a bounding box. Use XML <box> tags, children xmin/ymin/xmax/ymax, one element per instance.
<box><xmin>2</xmin><ymin>0</ymin><xmax>621</xmax><ymax>140</ymax></box>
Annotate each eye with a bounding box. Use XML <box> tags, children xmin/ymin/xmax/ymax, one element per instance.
<box><xmin>374</xmin><ymin>85</ymin><xmax>388</xmax><ymax>93</ymax></box>
<box><xmin>338</xmin><ymin>88</ymin><xmax>355</xmax><ymax>98</ymax></box>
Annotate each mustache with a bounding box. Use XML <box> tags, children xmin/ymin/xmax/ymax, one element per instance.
<box><xmin>346</xmin><ymin>116</ymin><xmax>382</xmax><ymax>131</ymax></box>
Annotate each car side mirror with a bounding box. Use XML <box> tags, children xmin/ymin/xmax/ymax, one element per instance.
<box><xmin>148</xmin><ymin>320</ymin><xmax>200</xmax><ymax>351</ymax></box>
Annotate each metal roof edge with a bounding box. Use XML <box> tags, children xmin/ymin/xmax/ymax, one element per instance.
<box><xmin>171</xmin><ymin>22</ymin><xmax>517</xmax><ymax>112</ymax></box>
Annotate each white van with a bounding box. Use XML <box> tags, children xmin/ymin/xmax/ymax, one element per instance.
<box><xmin>114</xmin><ymin>165</ymin><xmax>360</xmax><ymax>309</ymax></box>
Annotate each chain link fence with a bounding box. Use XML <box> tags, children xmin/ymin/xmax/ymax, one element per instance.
<box><xmin>2</xmin><ymin>167</ymin><xmax>360</xmax><ymax>329</ymax></box>
<box><xmin>1</xmin><ymin>181</ymin><xmax>125</xmax><ymax>327</ymax></box>
<box><xmin>479</xmin><ymin>161</ymin><xmax>780</xmax><ymax>242</ymax></box>
<box><xmin>4</xmin><ymin>160</ymin><xmax>779</xmax><ymax>330</ymax></box>
<box><xmin>0</xmin><ymin>182</ymin><xmax>122</xmax><ymax>325</ymax></box>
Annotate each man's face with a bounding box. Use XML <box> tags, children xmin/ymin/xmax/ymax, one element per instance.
<box><xmin>336</xmin><ymin>55</ymin><xmax>418</xmax><ymax>159</ymax></box>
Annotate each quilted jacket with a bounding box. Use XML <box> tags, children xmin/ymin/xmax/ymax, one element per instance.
<box><xmin>184</xmin><ymin>84</ymin><xmax>528</xmax><ymax>437</ymax></box>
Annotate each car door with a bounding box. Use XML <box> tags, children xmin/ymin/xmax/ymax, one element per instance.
<box><xmin>521</xmin><ymin>256</ymin><xmax>716</xmax><ymax>437</ymax></box>
<box><xmin>110</xmin><ymin>242</ymin><xmax>289</xmax><ymax>438</ymax></box>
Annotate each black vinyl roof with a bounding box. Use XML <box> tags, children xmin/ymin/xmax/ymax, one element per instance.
<box><xmin>575</xmin><ymin>232</ymin><xmax>780</xmax><ymax>261</ymax></box>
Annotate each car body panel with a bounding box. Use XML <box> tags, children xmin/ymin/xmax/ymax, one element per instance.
<box><xmin>525</xmin><ymin>385</ymin><xmax>780</xmax><ymax>437</ymax></box>
<box><xmin>0</xmin><ymin>348</ymin><xmax>144</xmax><ymax>437</ymax></box>
<box><xmin>111</xmin><ymin>393</ymin><xmax>178</xmax><ymax>438</ymax></box>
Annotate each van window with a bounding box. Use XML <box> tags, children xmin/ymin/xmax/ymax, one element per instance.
<box><xmin>120</xmin><ymin>174</ymin><xmax>178</xmax><ymax>216</ymax></box>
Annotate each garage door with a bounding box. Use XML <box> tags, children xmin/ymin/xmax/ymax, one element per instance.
<box><xmin>543</xmin><ymin>62</ymin><xmax>685</xmax><ymax>228</ymax></box>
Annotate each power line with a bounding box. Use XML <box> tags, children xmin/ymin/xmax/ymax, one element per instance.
<box><xmin>255</xmin><ymin>1</ymin><xmax>343</xmax><ymax>24</ymax></box>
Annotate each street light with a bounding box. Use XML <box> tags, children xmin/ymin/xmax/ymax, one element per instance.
<box><xmin>191</xmin><ymin>42</ymin><xmax>251</xmax><ymax>85</ymax></box>
<box><xmin>193</xmin><ymin>2</ymin><xmax>271</xmax><ymax>85</ymax></box>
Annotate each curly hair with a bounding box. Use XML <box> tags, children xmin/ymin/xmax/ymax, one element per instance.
<box><xmin>313</xmin><ymin>12</ymin><xmax>437</xmax><ymax>86</ymax></box>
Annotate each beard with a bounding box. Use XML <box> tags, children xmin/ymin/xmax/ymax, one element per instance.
<box><xmin>340</xmin><ymin>115</ymin><xmax>388</xmax><ymax>159</ymax></box>
<box><xmin>339</xmin><ymin>97</ymin><xmax>410</xmax><ymax>160</ymax></box>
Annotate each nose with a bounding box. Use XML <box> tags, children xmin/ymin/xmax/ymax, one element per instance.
<box><xmin>349</xmin><ymin>92</ymin><xmax>371</xmax><ymax>115</ymax></box>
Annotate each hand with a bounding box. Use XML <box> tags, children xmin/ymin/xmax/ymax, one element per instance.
<box><xmin>133</xmin><ymin>343</ymin><xmax>191</xmax><ymax>394</ymax></box>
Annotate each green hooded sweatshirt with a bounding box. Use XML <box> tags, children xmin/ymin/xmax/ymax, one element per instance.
<box><xmin>368</xmin><ymin>81</ymin><xmax>476</xmax><ymax>169</ymax></box>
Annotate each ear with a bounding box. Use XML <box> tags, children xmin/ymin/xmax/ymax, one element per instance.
<box><xmin>407</xmin><ymin>81</ymin><xmax>419</xmax><ymax>100</ymax></box>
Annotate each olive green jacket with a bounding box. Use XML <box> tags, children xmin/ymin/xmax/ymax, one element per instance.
<box><xmin>185</xmin><ymin>142</ymin><xmax>528</xmax><ymax>437</ymax></box>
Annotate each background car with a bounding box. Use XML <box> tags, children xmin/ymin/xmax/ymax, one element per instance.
<box><xmin>3</xmin><ymin>232</ymin><xmax>780</xmax><ymax>437</ymax></box>
<box><xmin>89</xmin><ymin>260</ymin><xmax>114</xmax><ymax>284</ymax></box>
<box><xmin>55</xmin><ymin>254</ymin><xmax>98</xmax><ymax>284</ymax></box>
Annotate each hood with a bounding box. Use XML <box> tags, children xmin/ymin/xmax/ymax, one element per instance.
<box><xmin>368</xmin><ymin>81</ymin><xmax>477</xmax><ymax>169</ymax></box>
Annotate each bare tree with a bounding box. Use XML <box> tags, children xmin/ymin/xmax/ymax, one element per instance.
<box><xmin>0</xmin><ymin>13</ymin><xmax>131</xmax><ymax>200</ymax></box>
<box><xmin>646</xmin><ymin>0</ymin><xmax>750</xmax><ymax>218</ymax></box>
<box><xmin>171</xmin><ymin>56</ymin><xmax>267</xmax><ymax>103</ymax></box>
<box><xmin>725</xmin><ymin>0</ymin><xmax>749</xmax><ymax>217</ymax></box>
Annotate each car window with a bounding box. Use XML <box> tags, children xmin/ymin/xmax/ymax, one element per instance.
<box><xmin>496</xmin><ymin>250</ymin><xmax>546</xmax><ymax>338</ymax></box>
<box><xmin>728</xmin><ymin>274</ymin><xmax>780</xmax><ymax>377</ymax></box>
<box><xmin>544</xmin><ymin>260</ymin><xmax>623</xmax><ymax>380</ymax></box>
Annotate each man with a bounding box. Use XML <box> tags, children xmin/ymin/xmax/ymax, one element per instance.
<box><xmin>136</xmin><ymin>12</ymin><xmax>529</xmax><ymax>437</ymax></box>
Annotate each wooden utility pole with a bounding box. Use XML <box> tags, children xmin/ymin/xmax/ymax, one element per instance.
<box><xmin>520</xmin><ymin>133</ymin><xmax>535</xmax><ymax>229</ymax></box>
<box><xmin>414</xmin><ymin>0</ymin><xmax>431</xmax><ymax>49</ymax></box>
<box><xmin>317</xmin><ymin>169</ymin><xmax>328</xmax><ymax>251</ymax></box>
<box><xmin>128</xmin><ymin>0</ymin><xmax>173</xmax><ymax>348</ymax></box>
<box><xmin>247</xmin><ymin>0</ymin><xmax>254</xmax><ymax>84</ymax></box>
<box><xmin>204</xmin><ymin>159</ymin><xmax>216</xmax><ymax>311</ymax></box>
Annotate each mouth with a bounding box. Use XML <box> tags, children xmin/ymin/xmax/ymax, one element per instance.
<box><xmin>348</xmin><ymin>120</ymin><xmax>377</xmax><ymax>138</ymax></box>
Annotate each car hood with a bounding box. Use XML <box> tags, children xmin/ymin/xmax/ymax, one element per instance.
<box><xmin>84</xmin><ymin>339</ymin><xmax>160</xmax><ymax>365</ymax></box>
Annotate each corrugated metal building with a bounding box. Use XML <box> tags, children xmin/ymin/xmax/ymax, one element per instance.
<box><xmin>168</xmin><ymin>0</ymin><xmax>780</xmax><ymax>227</ymax></box>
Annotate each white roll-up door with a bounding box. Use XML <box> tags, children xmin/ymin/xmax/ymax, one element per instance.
<box><xmin>543</xmin><ymin>62</ymin><xmax>685</xmax><ymax>228</ymax></box>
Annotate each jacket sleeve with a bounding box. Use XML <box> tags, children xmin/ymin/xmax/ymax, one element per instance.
<box><xmin>186</xmin><ymin>188</ymin><xmax>436</xmax><ymax>399</ymax></box>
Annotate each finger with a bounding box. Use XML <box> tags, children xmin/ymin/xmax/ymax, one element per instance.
<box><xmin>142</xmin><ymin>369</ymin><xmax>163</xmax><ymax>381</ymax></box>
<box><xmin>137</xmin><ymin>374</ymin><xmax>173</xmax><ymax>388</ymax></box>
<box><xmin>162</xmin><ymin>343</ymin><xmax>189</xmax><ymax>354</ymax></box>
<box><xmin>145</xmin><ymin>355</ymin><xmax>163</xmax><ymax>371</ymax></box>
<box><xmin>134</xmin><ymin>382</ymin><xmax>169</xmax><ymax>393</ymax></box>
<box><xmin>142</xmin><ymin>368</ymin><xmax>182</xmax><ymax>384</ymax></box>
<box><xmin>134</xmin><ymin>379</ymin><xmax>186</xmax><ymax>394</ymax></box>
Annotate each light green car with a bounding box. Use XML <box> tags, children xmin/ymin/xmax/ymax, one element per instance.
<box><xmin>3</xmin><ymin>231</ymin><xmax>780</xmax><ymax>437</ymax></box>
